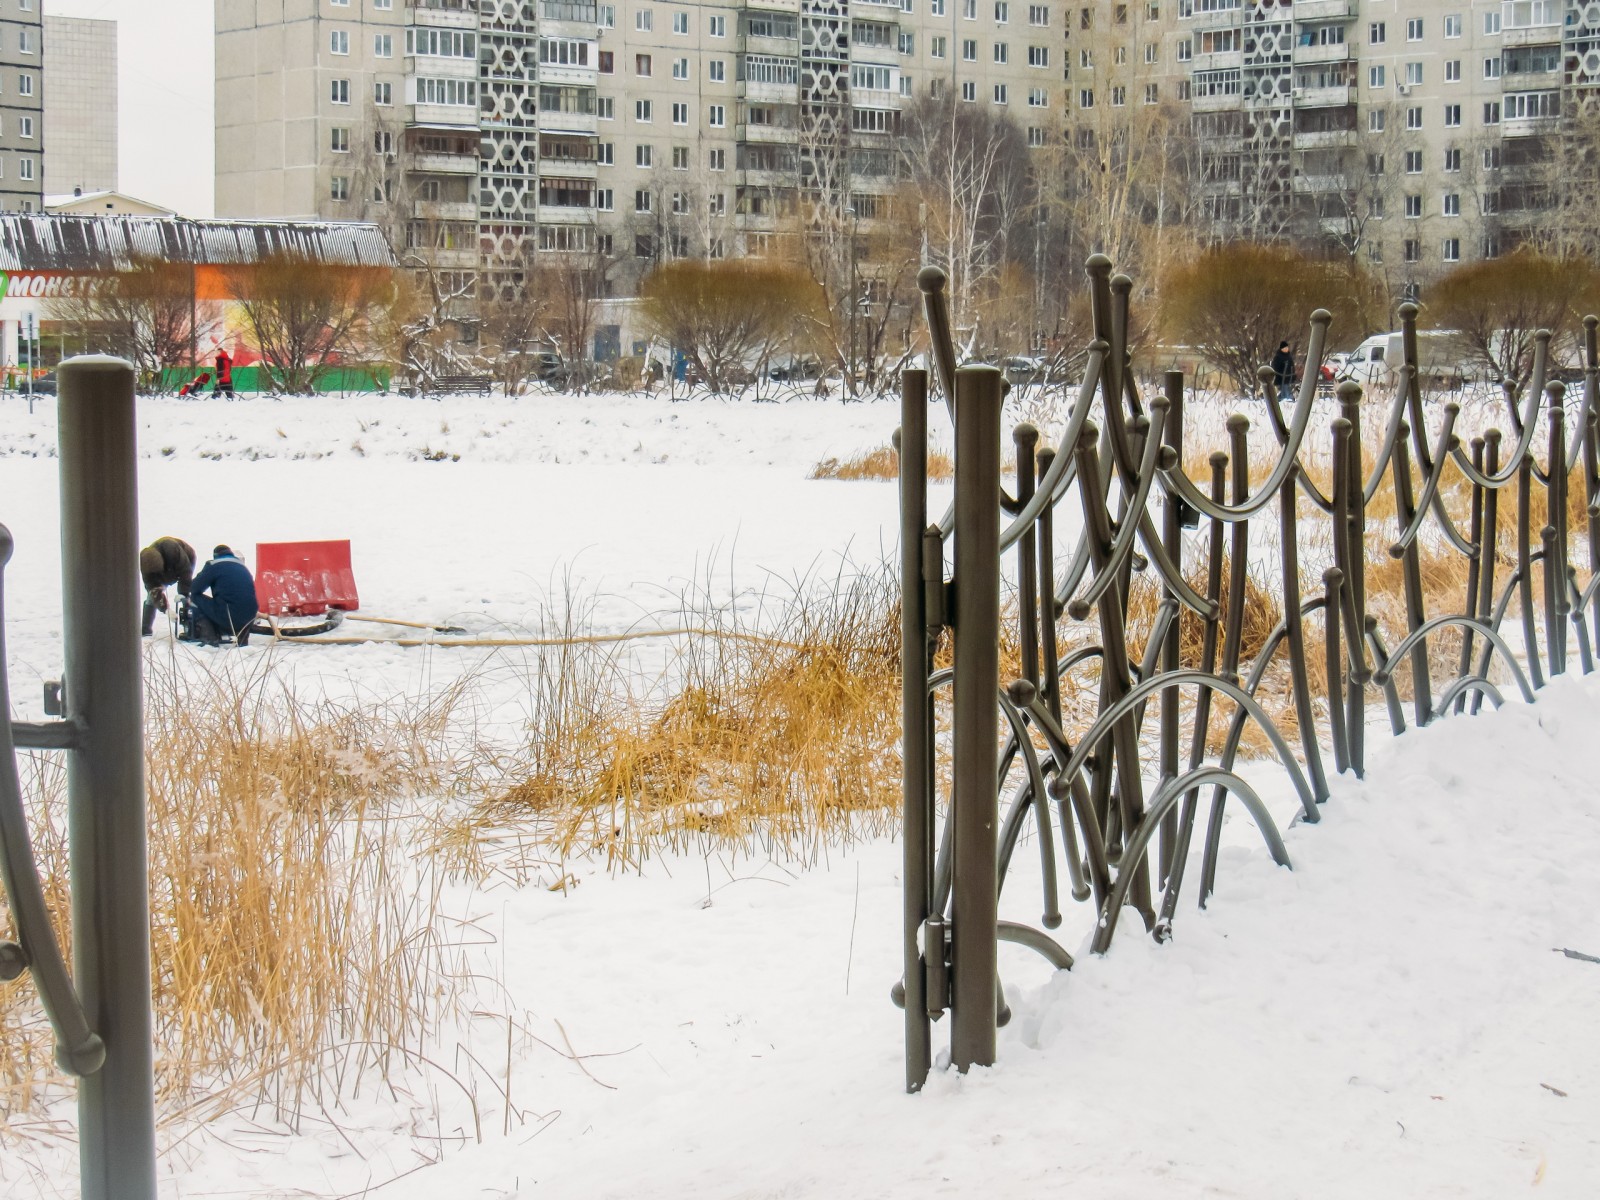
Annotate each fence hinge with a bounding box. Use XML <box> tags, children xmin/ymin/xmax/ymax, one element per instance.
<box><xmin>921</xmin><ymin>915</ymin><xmax>951</xmax><ymax>1020</ymax></box>
<box><xmin>921</xmin><ymin>526</ymin><xmax>947</xmax><ymax>632</ymax></box>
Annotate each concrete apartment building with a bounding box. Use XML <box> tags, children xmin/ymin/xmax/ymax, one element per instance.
<box><xmin>42</xmin><ymin>14</ymin><xmax>118</xmax><ymax>198</ymax></box>
<box><xmin>0</xmin><ymin>0</ymin><xmax>43</xmax><ymax>212</ymax></box>
<box><xmin>214</xmin><ymin>1</ymin><xmax>1600</xmax><ymax>307</ymax></box>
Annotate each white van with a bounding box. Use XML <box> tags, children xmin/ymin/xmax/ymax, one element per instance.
<box><xmin>1336</xmin><ymin>329</ymin><xmax>1479</xmax><ymax>389</ymax></box>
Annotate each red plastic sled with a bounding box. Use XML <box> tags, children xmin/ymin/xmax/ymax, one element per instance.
<box><xmin>254</xmin><ymin>540</ymin><xmax>360</xmax><ymax>617</ymax></box>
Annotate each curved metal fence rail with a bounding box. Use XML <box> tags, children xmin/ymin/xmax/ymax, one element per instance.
<box><xmin>894</xmin><ymin>257</ymin><xmax>1600</xmax><ymax>1091</ymax></box>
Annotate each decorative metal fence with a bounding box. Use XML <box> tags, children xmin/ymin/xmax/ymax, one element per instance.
<box><xmin>894</xmin><ymin>256</ymin><xmax>1599</xmax><ymax>1091</ymax></box>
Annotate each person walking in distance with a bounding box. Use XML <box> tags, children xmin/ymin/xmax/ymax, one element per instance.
<box><xmin>214</xmin><ymin>347</ymin><xmax>235</xmax><ymax>400</ymax></box>
<box><xmin>1271</xmin><ymin>340</ymin><xmax>1296</xmax><ymax>404</ymax></box>
<box><xmin>138</xmin><ymin>536</ymin><xmax>196</xmax><ymax>637</ymax></box>
<box><xmin>188</xmin><ymin>545</ymin><xmax>259</xmax><ymax>646</ymax></box>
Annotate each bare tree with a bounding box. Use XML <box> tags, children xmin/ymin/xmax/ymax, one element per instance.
<box><xmin>52</xmin><ymin>257</ymin><xmax>215</xmax><ymax>392</ymax></box>
<box><xmin>227</xmin><ymin>254</ymin><xmax>391</xmax><ymax>394</ymax></box>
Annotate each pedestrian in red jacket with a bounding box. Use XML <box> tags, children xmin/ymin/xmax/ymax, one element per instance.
<box><xmin>214</xmin><ymin>349</ymin><xmax>235</xmax><ymax>400</ymax></box>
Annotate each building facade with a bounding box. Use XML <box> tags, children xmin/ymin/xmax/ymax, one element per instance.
<box><xmin>0</xmin><ymin>0</ymin><xmax>43</xmax><ymax>212</ymax></box>
<box><xmin>213</xmin><ymin>1</ymin><xmax>1600</xmax><ymax>305</ymax></box>
<box><xmin>42</xmin><ymin>15</ymin><xmax>118</xmax><ymax>199</ymax></box>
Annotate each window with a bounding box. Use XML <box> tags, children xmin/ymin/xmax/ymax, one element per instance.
<box><xmin>16</xmin><ymin>158</ymin><xmax>28</xmax><ymax>182</ymax></box>
<box><xmin>1482</xmin><ymin>56</ymin><xmax>1501</xmax><ymax>80</ymax></box>
<box><xmin>637</xmin><ymin>8</ymin><xmax>653</xmax><ymax>31</ymax></box>
<box><xmin>1029</xmin><ymin>3</ymin><xmax>1048</xmax><ymax>23</ymax></box>
<box><xmin>963</xmin><ymin>38</ymin><xmax>977</xmax><ymax>60</ymax></box>
<box><xmin>1483</xmin><ymin>146</ymin><xmax>1501</xmax><ymax>169</ymax></box>
<box><xmin>634</xmin><ymin>235</ymin><xmax>654</xmax><ymax>260</ymax></box>
<box><xmin>1079</xmin><ymin>87</ymin><xmax>1094</xmax><ymax>108</ymax></box>
<box><xmin>1483</xmin><ymin>235</ymin><xmax>1501</xmax><ymax>258</ymax></box>
<box><xmin>994</xmin><ymin>83</ymin><xmax>1009</xmax><ymax>103</ymax></box>
<box><xmin>673</xmin><ymin>145</ymin><xmax>689</xmax><ymax>168</ymax></box>
<box><xmin>330</xmin><ymin>175</ymin><xmax>349</xmax><ymax>201</ymax></box>
<box><xmin>670</xmin><ymin>192</ymin><xmax>686</xmax><ymax>214</ymax></box>
<box><xmin>411</xmin><ymin>76</ymin><xmax>476</xmax><ymax>105</ymax></box>
<box><xmin>636</xmin><ymin>144</ymin><xmax>653</xmax><ymax>166</ymax></box>
<box><xmin>600</xmin><ymin>3</ymin><xmax>615</xmax><ymax>26</ymax></box>
<box><xmin>1504</xmin><ymin>90</ymin><xmax>1559</xmax><ymax>119</ymax></box>
<box><xmin>374</xmin><ymin>130</ymin><xmax>393</xmax><ymax>154</ymax></box>
<box><xmin>1368</xmin><ymin>22</ymin><xmax>1386</xmax><ymax>45</ymax></box>
<box><xmin>1111</xmin><ymin>85</ymin><xmax>1126</xmax><ymax>105</ymax></box>
<box><xmin>995</xmin><ymin>0</ymin><xmax>1008</xmax><ymax>20</ymax></box>
<box><xmin>1503</xmin><ymin>0</ymin><xmax>1558</xmax><ymax>28</ymax></box>
<box><xmin>1444</xmin><ymin>148</ymin><xmax>1461</xmax><ymax>172</ymax></box>
<box><xmin>710</xmin><ymin>59</ymin><xmax>725</xmax><ymax>81</ymax></box>
<box><xmin>374</xmin><ymin>33</ymin><xmax>392</xmax><ymax>57</ymax></box>
<box><xmin>900</xmin><ymin>32</ymin><xmax>915</xmax><ymax>53</ymax></box>
<box><xmin>673</xmin><ymin>58</ymin><xmax>689</xmax><ymax>79</ymax></box>
<box><xmin>597</xmin><ymin>188</ymin><xmax>614</xmax><ymax>211</ymax></box>
<box><xmin>900</xmin><ymin>75</ymin><xmax>912</xmax><ymax>96</ymax></box>
<box><xmin>1443</xmin><ymin>193</ymin><xmax>1461</xmax><ymax>216</ymax></box>
<box><xmin>709</xmin><ymin>104</ymin><xmax>725</xmax><ymax>126</ymax></box>
<box><xmin>1367</xmin><ymin>153</ymin><xmax>1384</xmax><ymax>175</ymax></box>
<box><xmin>672</xmin><ymin>102</ymin><xmax>688</xmax><ymax>123</ymax></box>
<box><xmin>1405</xmin><ymin>194</ymin><xmax>1422</xmax><ymax>218</ymax></box>
<box><xmin>709</xmin><ymin>192</ymin><xmax>726</xmax><ymax>216</ymax></box>
<box><xmin>711</xmin><ymin>15</ymin><xmax>725</xmax><ymax>35</ymax></box>
<box><xmin>1028</xmin><ymin>44</ymin><xmax>1048</xmax><ymax>66</ymax></box>
<box><xmin>1482</xmin><ymin>191</ymin><xmax>1500</xmax><ymax>214</ymax></box>
<box><xmin>964</xmin><ymin>0</ymin><xmax>976</xmax><ymax>17</ymax></box>
<box><xmin>1144</xmin><ymin>43</ymin><xmax>1158</xmax><ymax>64</ymax></box>
<box><xmin>374</xmin><ymin>81</ymin><xmax>392</xmax><ymax>105</ymax></box>
<box><xmin>1405</xmin><ymin>62</ymin><xmax>1422</xmax><ymax>85</ymax></box>
<box><xmin>1080</xmin><ymin>48</ymin><xmax>1092</xmax><ymax>67</ymax></box>
<box><xmin>541</xmin><ymin>39</ymin><xmax>591</xmax><ymax>66</ymax></box>
<box><xmin>994</xmin><ymin>42</ymin><xmax>1009</xmax><ymax>64</ymax></box>
<box><xmin>597</xmin><ymin>141</ymin><xmax>614</xmax><ymax>164</ymax></box>
<box><xmin>962</xmin><ymin>80</ymin><xmax>977</xmax><ymax>101</ymax></box>
<box><xmin>932</xmin><ymin>35</ymin><xmax>947</xmax><ymax>57</ymax></box>
<box><xmin>1368</xmin><ymin>109</ymin><xmax>1385</xmax><ymax>132</ymax></box>
<box><xmin>331</xmin><ymin>78</ymin><xmax>349</xmax><ymax>104</ymax></box>
<box><xmin>330</xmin><ymin>29</ymin><xmax>349</xmax><ymax>55</ymax></box>
<box><xmin>635</xmin><ymin>190</ymin><xmax>652</xmax><ymax>213</ymax></box>
<box><xmin>1115</xmin><ymin>45</ymin><xmax>1128</xmax><ymax>64</ymax></box>
<box><xmin>1406</xmin><ymin>106</ymin><xmax>1422</xmax><ymax>130</ymax></box>
<box><xmin>18</xmin><ymin>29</ymin><xmax>32</xmax><ymax>53</ymax></box>
<box><xmin>673</xmin><ymin>10</ymin><xmax>689</xmax><ymax>33</ymax></box>
<box><xmin>1442</xmin><ymin>238</ymin><xmax>1460</xmax><ymax>262</ymax></box>
<box><xmin>1177</xmin><ymin>39</ymin><xmax>1191</xmax><ymax>62</ymax></box>
<box><xmin>637</xmin><ymin>54</ymin><xmax>652</xmax><ymax>76</ymax></box>
<box><xmin>1444</xmin><ymin>104</ymin><xmax>1461</xmax><ymax>127</ymax></box>
<box><xmin>1144</xmin><ymin>81</ymin><xmax>1158</xmax><ymax>103</ymax></box>
<box><xmin>599</xmin><ymin>50</ymin><xmax>614</xmax><ymax>72</ymax></box>
<box><xmin>1029</xmin><ymin>86</ymin><xmax>1048</xmax><ymax>106</ymax></box>
<box><xmin>1369</xmin><ymin>65</ymin><xmax>1385</xmax><ymax>88</ymax></box>
<box><xmin>1028</xmin><ymin>126</ymin><xmax>1045</xmax><ymax>147</ymax></box>
<box><xmin>1080</xmin><ymin>5</ymin><xmax>1091</xmax><ymax>28</ymax></box>
<box><xmin>636</xmin><ymin>99</ymin><xmax>653</xmax><ymax>121</ymax></box>
<box><xmin>1406</xmin><ymin>17</ymin><xmax>1422</xmax><ymax>40</ymax></box>
<box><xmin>709</xmin><ymin>147</ymin><xmax>726</xmax><ymax>170</ymax></box>
<box><xmin>1484</xmin><ymin>101</ymin><xmax>1501</xmax><ymax>124</ymax></box>
<box><xmin>931</xmin><ymin>0</ymin><xmax>945</xmax><ymax>13</ymax></box>
<box><xmin>407</xmin><ymin>28</ymin><xmax>474</xmax><ymax>57</ymax></box>
<box><xmin>330</xmin><ymin>126</ymin><xmax>349</xmax><ymax>152</ymax></box>
<box><xmin>1404</xmin><ymin>239</ymin><xmax>1421</xmax><ymax>264</ymax></box>
<box><xmin>1404</xmin><ymin>150</ymin><xmax>1422</xmax><ymax>173</ymax></box>
<box><xmin>1484</xmin><ymin>11</ymin><xmax>1502</xmax><ymax>35</ymax></box>
<box><xmin>598</xmin><ymin>97</ymin><xmax>615</xmax><ymax>118</ymax></box>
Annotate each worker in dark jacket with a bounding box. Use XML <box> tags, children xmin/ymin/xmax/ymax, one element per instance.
<box><xmin>188</xmin><ymin>545</ymin><xmax>259</xmax><ymax>646</ymax></box>
<box><xmin>139</xmin><ymin>536</ymin><xmax>196</xmax><ymax>637</ymax></box>
<box><xmin>214</xmin><ymin>349</ymin><xmax>235</xmax><ymax>400</ymax></box>
<box><xmin>1270</xmin><ymin>341</ymin><xmax>1296</xmax><ymax>404</ymax></box>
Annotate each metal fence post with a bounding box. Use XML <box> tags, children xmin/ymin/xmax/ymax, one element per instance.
<box><xmin>57</xmin><ymin>355</ymin><xmax>157</xmax><ymax>1200</ymax></box>
<box><xmin>950</xmin><ymin>364</ymin><xmax>1002</xmax><ymax>1072</ymax></box>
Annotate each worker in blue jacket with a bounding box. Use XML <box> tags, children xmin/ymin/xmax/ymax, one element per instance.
<box><xmin>187</xmin><ymin>545</ymin><xmax>260</xmax><ymax>646</ymax></box>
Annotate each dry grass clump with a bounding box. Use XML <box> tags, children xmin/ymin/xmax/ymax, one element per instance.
<box><xmin>0</xmin><ymin>653</ymin><xmax>487</xmax><ymax>1134</ymax></box>
<box><xmin>811</xmin><ymin>443</ymin><xmax>955</xmax><ymax>482</ymax></box>
<box><xmin>483</xmin><ymin>570</ymin><xmax>905</xmax><ymax>868</ymax></box>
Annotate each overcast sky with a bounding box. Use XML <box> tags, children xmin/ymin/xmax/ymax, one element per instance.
<box><xmin>51</xmin><ymin>0</ymin><xmax>214</xmax><ymax>216</ymax></box>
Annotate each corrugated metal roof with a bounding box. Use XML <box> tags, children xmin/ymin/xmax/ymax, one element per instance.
<box><xmin>0</xmin><ymin>214</ymin><xmax>398</xmax><ymax>271</ymax></box>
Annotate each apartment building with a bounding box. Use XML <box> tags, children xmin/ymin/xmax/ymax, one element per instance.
<box><xmin>0</xmin><ymin>0</ymin><xmax>43</xmax><ymax>212</ymax></box>
<box><xmin>215</xmin><ymin>1</ymin><xmax>1600</xmax><ymax>308</ymax></box>
<box><xmin>43</xmin><ymin>15</ymin><xmax>118</xmax><ymax>198</ymax></box>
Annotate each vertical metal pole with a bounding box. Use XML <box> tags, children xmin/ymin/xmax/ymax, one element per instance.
<box><xmin>898</xmin><ymin>369</ymin><xmax>932</xmax><ymax>1093</ymax></box>
<box><xmin>950</xmin><ymin>364</ymin><xmax>1002</xmax><ymax>1072</ymax></box>
<box><xmin>57</xmin><ymin>355</ymin><xmax>156</xmax><ymax>1200</ymax></box>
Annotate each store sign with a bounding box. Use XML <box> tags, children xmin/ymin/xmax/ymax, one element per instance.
<box><xmin>0</xmin><ymin>271</ymin><xmax>115</xmax><ymax>301</ymax></box>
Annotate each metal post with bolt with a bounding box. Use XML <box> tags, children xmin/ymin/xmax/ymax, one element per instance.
<box><xmin>949</xmin><ymin>364</ymin><xmax>1003</xmax><ymax>1072</ymax></box>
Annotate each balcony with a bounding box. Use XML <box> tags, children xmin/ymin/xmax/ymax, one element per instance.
<box><xmin>1292</xmin><ymin>172</ymin><xmax>1346</xmax><ymax>194</ymax></box>
<box><xmin>1190</xmin><ymin>7</ymin><xmax>1244</xmax><ymax>31</ymax></box>
<box><xmin>744</xmin><ymin>0</ymin><xmax>800</xmax><ymax>12</ymax></box>
<box><xmin>539</xmin><ymin>158</ymin><xmax>599</xmax><ymax>179</ymax></box>
<box><xmin>537</xmin><ymin>63</ymin><xmax>599</xmax><ymax>87</ymax></box>
<box><xmin>538</xmin><ymin>203</ymin><xmax>596</xmax><ymax>224</ymax></box>
<box><xmin>850</xmin><ymin>0</ymin><xmax>903</xmax><ymax>12</ymax></box>
<box><xmin>409</xmin><ymin>5</ymin><xmax>478</xmax><ymax>31</ymax></box>
<box><xmin>409</xmin><ymin>150</ymin><xmax>479</xmax><ymax>174</ymax></box>
<box><xmin>1293</xmin><ymin>42</ymin><xmax>1354</xmax><ymax>65</ymax></box>
<box><xmin>407</xmin><ymin>54</ymin><xmax>477</xmax><ymax>79</ymax></box>
<box><xmin>412</xmin><ymin>199</ymin><xmax>478</xmax><ymax>221</ymax></box>
<box><xmin>738</xmin><ymin>167</ymin><xmax>791</xmax><ymax>187</ymax></box>
<box><xmin>1191</xmin><ymin>90</ymin><xmax>1243</xmax><ymax>112</ymax></box>
<box><xmin>1293</xmin><ymin>83</ymin><xmax>1357</xmax><ymax>106</ymax></box>
<box><xmin>852</xmin><ymin>42</ymin><xmax>901</xmax><ymax>66</ymax></box>
<box><xmin>1293</xmin><ymin>0</ymin><xmax>1356</xmax><ymax>20</ymax></box>
<box><xmin>1501</xmin><ymin>24</ymin><xmax>1562</xmax><ymax>48</ymax></box>
<box><xmin>537</xmin><ymin>108</ymin><xmax>598</xmax><ymax>134</ymax></box>
<box><xmin>1192</xmin><ymin>50</ymin><xmax>1244</xmax><ymax>73</ymax></box>
<box><xmin>1503</xmin><ymin>114</ymin><xmax>1561</xmax><ymax>137</ymax></box>
<box><xmin>736</xmin><ymin>122</ymin><xmax>798</xmax><ymax>143</ymax></box>
<box><xmin>408</xmin><ymin>103</ymin><xmax>478</xmax><ymax>128</ymax></box>
<box><xmin>1292</xmin><ymin>128</ymin><xmax>1358</xmax><ymax>149</ymax></box>
<box><xmin>412</xmin><ymin>247</ymin><xmax>479</xmax><ymax>271</ymax></box>
<box><xmin>742</xmin><ymin>34</ymin><xmax>799</xmax><ymax>57</ymax></box>
<box><xmin>738</xmin><ymin>77</ymin><xmax>801</xmax><ymax>104</ymax></box>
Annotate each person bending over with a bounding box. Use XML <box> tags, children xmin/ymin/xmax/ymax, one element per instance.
<box><xmin>139</xmin><ymin>536</ymin><xmax>196</xmax><ymax>637</ymax></box>
<box><xmin>188</xmin><ymin>544</ymin><xmax>259</xmax><ymax>647</ymax></box>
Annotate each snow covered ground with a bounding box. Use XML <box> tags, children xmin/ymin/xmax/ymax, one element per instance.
<box><xmin>0</xmin><ymin>389</ymin><xmax>1596</xmax><ymax>1198</ymax></box>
